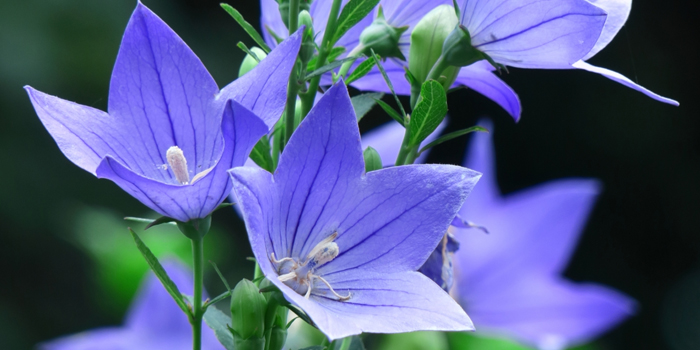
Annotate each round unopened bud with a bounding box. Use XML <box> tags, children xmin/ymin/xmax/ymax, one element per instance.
<box><xmin>230</xmin><ymin>279</ymin><xmax>267</xmax><ymax>340</ymax></box>
<box><xmin>267</xmin><ymin>326</ymin><xmax>288</xmax><ymax>350</ymax></box>
<box><xmin>239</xmin><ymin>47</ymin><xmax>268</xmax><ymax>77</ymax></box>
<box><xmin>298</xmin><ymin>10</ymin><xmax>315</xmax><ymax>64</ymax></box>
<box><xmin>277</xmin><ymin>0</ymin><xmax>311</xmax><ymax>29</ymax></box>
<box><xmin>358</xmin><ymin>7</ymin><xmax>408</xmax><ymax>60</ymax></box>
<box><xmin>441</xmin><ymin>25</ymin><xmax>487</xmax><ymax>68</ymax></box>
<box><xmin>408</xmin><ymin>5</ymin><xmax>459</xmax><ymax>86</ymax></box>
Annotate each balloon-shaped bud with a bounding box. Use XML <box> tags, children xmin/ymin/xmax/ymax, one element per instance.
<box><xmin>408</xmin><ymin>5</ymin><xmax>459</xmax><ymax>87</ymax></box>
<box><xmin>239</xmin><ymin>47</ymin><xmax>268</xmax><ymax>77</ymax></box>
<box><xmin>267</xmin><ymin>326</ymin><xmax>288</xmax><ymax>350</ymax></box>
<box><xmin>277</xmin><ymin>0</ymin><xmax>311</xmax><ymax>29</ymax></box>
<box><xmin>230</xmin><ymin>279</ymin><xmax>267</xmax><ymax>340</ymax></box>
<box><xmin>358</xmin><ymin>6</ymin><xmax>408</xmax><ymax>60</ymax></box>
<box><xmin>441</xmin><ymin>25</ymin><xmax>491</xmax><ymax>68</ymax></box>
<box><xmin>298</xmin><ymin>10</ymin><xmax>316</xmax><ymax>64</ymax></box>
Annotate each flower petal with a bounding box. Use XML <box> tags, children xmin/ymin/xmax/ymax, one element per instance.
<box><xmin>25</xmin><ymin>87</ymin><xmax>127</xmax><ymax>174</ymax></box>
<box><xmin>460</xmin><ymin>0</ymin><xmax>607</xmax><ymax>68</ymax></box>
<box><xmin>453</xmin><ymin>62</ymin><xmax>522</xmax><ymax>121</ymax></box>
<box><xmin>96</xmin><ymin>100</ymin><xmax>266</xmax><ymax>221</ymax></box>
<box><xmin>572</xmin><ymin>60</ymin><xmax>679</xmax><ymax>106</ymax></box>
<box><xmin>219</xmin><ymin>28</ymin><xmax>303</xmax><ymax>129</ymax></box>
<box><xmin>360</xmin><ymin>121</ymin><xmax>446</xmax><ymax>167</ymax></box>
<box><xmin>108</xmin><ymin>3</ymin><xmax>220</xmax><ymax>183</ymax></box>
<box><xmin>583</xmin><ymin>0</ymin><xmax>631</xmax><ymax>59</ymax></box>
<box><xmin>460</xmin><ymin>119</ymin><xmax>500</xmax><ymax>206</ymax></box>
<box><xmin>282</xmin><ymin>270</ymin><xmax>473</xmax><ymax>339</ymax></box>
<box><xmin>260</xmin><ymin>0</ymin><xmax>288</xmax><ymax>48</ymax></box>
<box><xmin>459</xmin><ymin>274</ymin><xmax>635</xmax><ymax>349</ymax></box>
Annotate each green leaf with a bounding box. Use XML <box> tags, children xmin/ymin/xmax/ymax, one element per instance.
<box><xmin>346</xmin><ymin>55</ymin><xmax>379</xmax><ymax>84</ymax></box>
<box><xmin>203</xmin><ymin>305</ymin><xmax>236</xmax><ymax>350</ymax></box>
<box><xmin>332</xmin><ymin>0</ymin><xmax>381</xmax><ymax>45</ymax></box>
<box><xmin>299</xmin><ymin>347</ymin><xmax>326</xmax><ymax>350</ymax></box>
<box><xmin>409</xmin><ymin>80</ymin><xmax>448</xmax><ymax>146</ymax></box>
<box><xmin>221</xmin><ymin>4</ymin><xmax>271</xmax><ymax>53</ymax></box>
<box><xmin>370</xmin><ymin>49</ymin><xmax>406</xmax><ymax>118</ymax></box>
<box><xmin>305</xmin><ymin>56</ymin><xmax>361</xmax><ymax>80</ymax></box>
<box><xmin>128</xmin><ymin>228</ymin><xmax>190</xmax><ymax>315</ymax></box>
<box><xmin>331</xmin><ymin>336</ymin><xmax>366</xmax><ymax>350</ymax></box>
<box><xmin>123</xmin><ymin>216</ymin><xmax>177</xmax><ymax>227</ymax></box>
<box><xmin>418</xmin><ymin>126</ymin><xmax>488</xmax><ymax>155</ymax></box>
<box><xmin>375</xmin><ymin>99</ymin><xmax>404</xmax><ymax>125</ymax></box>
<box><xmin>307</xmin><ymin>47</ymin><xmax>346</xmax><ymax>71</ymax></box>
<box><xmin>351</xmin><ymin>92</ymin><xmax>383</xmax><ymax>122</ymax></box>
<box><xmin>236</xmin><ymin>42</ymin><xmax>261</xmax><ymax>62</ymax></box>
<box><xmin>249</xmin><ymin>135</ymin><xmax>274</xmax><ymax>172</ymax></box>
<box><xmin>363</xmin><ymin>147</ymin><xmax>382</xmax><ymax>172</ymax></box>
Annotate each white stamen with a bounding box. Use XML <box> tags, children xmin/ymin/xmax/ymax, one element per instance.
<box><xmin>307</xmin><ymin>232</ymin><xmax>339</xmax><ymax>262</ymax></box>
<box><xmin>315</xmin><ymin>275</ymin><xmax>351</xmax><ymax>301</ymax></box>
<box><xmin>278</xmin><ymin>271</ymin><xmax>298</xmax><ymax>282</ymax></box>
<box><xmin>191</xmin><ymin>166</ymin><xmax>214</xmax><ymax>184</ymax></box>
<box><xmin>166</xmin><ymin>146</ymin><xmax>190</xmax><ymax>184</ymax></box>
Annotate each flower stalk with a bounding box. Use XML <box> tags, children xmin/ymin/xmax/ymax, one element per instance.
<box><xmin>190</xmin><ymin>235</ymin><xmax>205</xmax><ymax>350</ymax></box>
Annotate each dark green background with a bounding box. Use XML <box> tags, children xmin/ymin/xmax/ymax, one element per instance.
<box><xmin>0</xmin><ymin>0</ymin><xmax>696</xmax><ymax>349</ymax></box>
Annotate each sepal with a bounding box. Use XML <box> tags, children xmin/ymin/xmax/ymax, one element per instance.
<box><xmin>176</xmin><ymin>216</ymin><xmax>212</xmax><ymax>240</ymax></box>
<box><xmin>358</xmin><ymin>6</ymin><xmax>408</xmax><ymax>60</ymax></box>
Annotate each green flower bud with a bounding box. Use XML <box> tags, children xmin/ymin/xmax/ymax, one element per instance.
<box><xmin>238</xmin><ymin>47</ymin><xmax>268</xmax><ymax>77</ymax></box>
<box><xmin>298</xmin><ymin>10</ymin><xmax>316</xmax><ymax>64</ymax></box>
<box><xmin>233</xmin><ymin>336</ymin><xmax>266</xmax><ymax>350</ymax></box>
<box><xmin>277</xmin><ymin>0</ymin><xmax>311</xmax><ymax>29</ymax></box>
<box><xmin>176</xmin><ymin>216</ymin><xmax>211</xmax><ymax>240</ymax></box>
<box><xmin>408</xmin><ymin>5</ymin><xmax>459</xmax><ymax>88</ymax></box>
<box><xmin>358</xmin><ymin>6</ymin><xmax>408</xmax><ymax>60</ymax></box>
<box><xmin>441</xmin><ymin>25</ymin><xmax>490</xmax><ymax>68</ymax></box>
<box><xmin>230</xmin><ymin>279</ymin><xmax>267</xmax><ymax>340</ymax></box>
<box><xmin>267</xmin><ymin>326</ymin><xmax>288</xmax><ymax>350</ymax></box>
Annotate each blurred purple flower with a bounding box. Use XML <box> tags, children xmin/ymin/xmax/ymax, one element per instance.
<box><xmin>260</xmin><ymin>0</ymin><xmax>522</xmax><ymax>120</ymax></box>
<box><xmin>363</xmin><ymin>120</ymin><xmax>636</xmax><ymax>349</ymax></box>
<box><xmin>26</xmin><ymin>2</ymin><xmax>302</xmax><ymax>222</ymax></box>
<box><xmin>40</xmin><ymin>259</ymin><xmax>224</xmax><ymax>350</ymax></box>
<box><xmin>228</xmin><ymin>82</ymin><xmax>480</xmax><ymax>340</ymax></box>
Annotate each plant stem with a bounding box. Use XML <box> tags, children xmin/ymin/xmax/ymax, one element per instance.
<box><xmin>191</xmin><ymin>236</ymin><xmax>204</xmax><ymax>350</ymax></box>
<box><xmin>336</xmin><ymin>44</ymin><xmax>365</xmax><ymax>82</ymax></box>
<box><xmin>299</xmin><ymin>0</ymin><xmax>343</xmax><ymax>118</ymax></box>
<box><xmin>283</xmin><ymin>0</ymin><xmax>301</xmax><ymax>145</ymax></box>
<box><xmin>395</xmin><ymin>122</ymin><xmax>414</xmax><ymax>166</ymax></box>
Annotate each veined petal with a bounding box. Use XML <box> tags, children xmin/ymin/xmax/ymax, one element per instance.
<box><xmin>460</xmin><ymin>0</ymin><xmax>607</xmax><ymax>68</ymax></box>
<box><xmin>381</xmin><ymin>0</ymin><xmax>452</xmax><ymax>31</ymax></box>
<box><xmin>583</xmin><ymin>0</ymin><xmax>631</xmax><ymax>59</ymax></box>
<box><xmin>108</xmin><ymin>3</ymin><xmax>220</xmax><ymax>183</ymax></box>
<box><xmin>360</xmin><ymin>121</ymin><xmax>446</xmax><ymax>167</ymax></box>
<box><xmin>96</xmin><ymin>100</ymin><xmax>266</xmax><ymax>222</ymax></box>
<box><xmin>260</xmin><ymin>0</ymin><xmax>289</xmax><ymax>48</ymax></box>
<box><xmin>457</xmin><ymin>273</ymin><xmax>635</xmax><ymax>349</ymax></box>
<box><xmin>460</xmin><ymin>119</ymin><xmax>500</xmax><ymax>206</ymax></box>
<box><xmin>572</xmin><ymin>60</ymin><xmax>680</xmax><ymax>106</ymax></box>
<box><xmin>219</xmin><ymin>28</ymin><xmax>304</xmax><ymax>129</ymax></box>
<box><xmin>453</xmin><ymin>62</ymin><xmax>522</xmax><ymax>121</ymax></box>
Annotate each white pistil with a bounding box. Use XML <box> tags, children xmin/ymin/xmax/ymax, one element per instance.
<box><xmin>166</xmin><ymin>146</ymin><xmax>190</xmax><ymax>184</ymax></box>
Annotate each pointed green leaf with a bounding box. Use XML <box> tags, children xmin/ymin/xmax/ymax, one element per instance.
<box><xmin>128</xmin><ymin>228</ymin><xmax>190</xmax><ymax>315</ymax></box>
<box><xmin>236</xmin><ymin>42</ymin><xmax>262</xmax><ymax>62</ymax></box>
<box><xmin>374</xmin><ymin>99</ymin><xmax>404</xmax><ymax>125</ymax></box>
<box><xmin>203</xmin><ymin>305</ymin><xmax>236</xmax><ymax>350</ymax></box>
<box><xmin>363</xmin><ymin>146</ymin><xmax>382</xmax><ymax>172</ymax></box>
<box><xmin>250</xmin><ymin>135</ymin><xmax>274</xmax><ymax>172</ymax></box>
<box><xmin>409</xmin><ymin>80</ymin><xmax>448</xmax><ymax>146</ymax></box>
<box><xmin>351</xmin><ymin>92</ymin><xmax>383</xmax><ymax>122</ymax></box>
<box><xmin>307</xmin><ymin>47</ymin><xmax>346</xmax><ymax>71</ymax></box>
<box><xmin>143</xmin><ymin>216</ymin><xmax>178</xmax><ymax>230</ymax></box>
<box><xmin>305</xmin><ymin>56</ymin><xmax>361</xmax><ymax>80</ymax></box>
<box><xmin>418</xmin><ymin>126</ymin><xmax>488</xmax><ymax>155</ymax></box>
<box><xmin>221</xmin><ymin>3</ymin><xmax>272</xmax><ymax>53</ymax></box>
<box><xmin>332</xmin><ymin>336</ymin><xmax>366</xmax><ymax>350</ymax></box>
<box><xmin>370</xmin><ymin>49</ymin><xmax>406</xmax><ymax>117</ymax></box>
<box><xmin>332</xmin><ymin>0</ymin><xmax>381</xmax><ymax>45</ymax></box>
<box><xmin>346</xmin><ymin>55</ymin><xmax>379</xmax><ymax>84</ymax></box>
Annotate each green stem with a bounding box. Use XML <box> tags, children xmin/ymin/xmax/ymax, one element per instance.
<box><xmin>284</xmin><ymin>63</ymin><xmax>300</xmax><ymax>145</ymax></box>
<box><xmin>426</xmin><ymin>55</ymin><xmax>450</xmax><ymax>82</ymax></box>
<box><xmin>299</xmin><ymin>0</ymin><xmax>343</xmax><ymax>119</ymax></box>
<box><xmin>254</xmin><ymin>261</ymin><xmax>264</xmax><ymax>287</ymax></box>
<box><xmin>287</xmin><ymin>0</ymin><xmax>300</xmax><ymax>33</ymax></box>
<box><xmin>336</xmin><ymin>44</ymin><xmax>365</xmax><ymax>82</ymax></box>
<box><xmin>395</xmin><ymin>123</ymin><xmax>413</xmax><ymax>166</ymax></box>
<box><xmin>191</xmin><ymin>236</ymin><xmax>204</xmax><ymax>350</ymax></box>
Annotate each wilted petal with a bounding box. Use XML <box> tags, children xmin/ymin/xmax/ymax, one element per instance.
<box><xmin>459</xmin><ymin>274</ymin><xmax>635</xmax><ymax>349</ymax></box>
<box><xmin>360</xmin><ymin>121</ymin><xmax>446</xmax><ymax>167</ymax></box>
<box><xmin>453</xmin><ymin>61</ymin><xmax>522</xmax><ymax>121</ymax></box>
<box><xmin>96</xmin><ymin>101</ymin><xmax>266</xmax><ymax>222</ymax></box>
<box><xmin>460</xmin><ymin>0</ymin><xmax>607</xmax><ymax>68</ymax></box>
<box><xmin>583</xmin><ymin>0</ymin><xmax>631</xmax><ymax>59</ymax></box>
<box><xmin>219</xmin><ymin>28</ymin><xmax>304</xmax><ymax>129</ymax></box>
<box><xmin>108</xmin><ymin>3</ymin><xmax>220</xmax><ymax>183</ymax></box>
<box><xmin>572</xmin><ymin>61</ymin><xmax>680</xmax><ymax>106</ymax></box>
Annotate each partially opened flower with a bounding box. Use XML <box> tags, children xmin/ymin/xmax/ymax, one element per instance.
<box><xmin>229</xmin><ymin>82</ymin><xmax>480</xmax><ymax>340</ymax></box>
<box><xmin>454</xmin><ymin>0</ymin><xmax>678</xmax><ymax>106</ymax></box>
<box><xmin>363</xmin><ymin>120</ymin><xmax>636</xmax><ymax>349</ymax></box>
<box><xmin>40</xmin><ymin>259</ymin><xmax>223</xmax><ymax>350</ymax></box>
<box><xmin>260</xmin><ymin>0</ymin><xmax>522</xmax><ymax>120</ymax></box>
<box><xmin>26</xmin><ymin>2</ymin><xmax>302</xmax><ymax>222</ymax></box>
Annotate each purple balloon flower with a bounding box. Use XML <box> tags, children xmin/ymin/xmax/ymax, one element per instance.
<box><xmin>40</xmin><ymin>259</ymin><xmax>224</xmax><ymax>350</ymax></box>
<box><xmin>260</xmin><ymin>0</ymin><xmax>522</xmax><ymax>120</ymax></box>
<box><xmin>362</xmin><ymin>120</ymin><xmax>636</xmax><ymax>349</ymax></box>
<box><xmin>25</xmin><ymin>2</ymin><xmax>302</xmax><ymax>222</ymax></box>
<box><xmin>228</xmin><ymin>82</ymin><xmax>480</xmax><ymax>340</ymax></box>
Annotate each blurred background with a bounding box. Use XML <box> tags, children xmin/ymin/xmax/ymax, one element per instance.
<box><xmin>0</xmin><ymin>0</ymin><xmax>697</xmax><ymax>349</ymax></box>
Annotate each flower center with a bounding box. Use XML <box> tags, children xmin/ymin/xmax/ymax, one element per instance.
<box><xmin>165</xmin><ymin>146</ymin><xmax>212</xmax><ymax>185</ymax></box>
<box><xmin>270</xmin><ymin>232</ymin><xmax>351</xmax><ymax>301</ymax></box>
